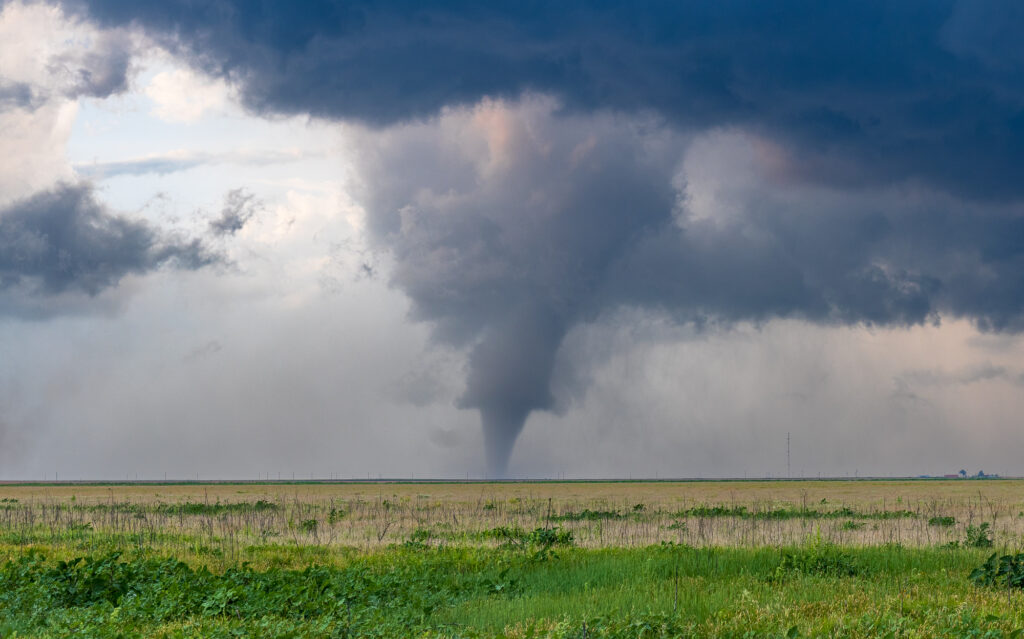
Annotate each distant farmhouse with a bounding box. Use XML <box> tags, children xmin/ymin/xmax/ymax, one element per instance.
<box><xmin>939</xmin><ymin>469</ymin><xmax>997</xmax><ymax>479</ymax></box>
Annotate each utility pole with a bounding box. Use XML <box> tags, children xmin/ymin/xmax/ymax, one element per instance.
<box><xmin>787</xmin><ymin>432</ymin><xmax>791</xmax><ymax>478</ymax></box>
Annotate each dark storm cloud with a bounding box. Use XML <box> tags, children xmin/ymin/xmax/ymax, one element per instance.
<box><xmin>0</xmin><ymin>183</ymin><xmax>218</xmax><ymax>314</ymax></box>
<box><xmin>611</xmin><ymin>195</ymin><xmax>1024</xmax><ymax>331</ymax></box>
<box><xmin>69</xmin><ymin>0</ymin><xmax>1024</xmax><ymax>199</ymax></box>
<box><xmin>64</xmin><ymin>0</ymin><xmax>1024</xmax><ymax>472</ymax></box>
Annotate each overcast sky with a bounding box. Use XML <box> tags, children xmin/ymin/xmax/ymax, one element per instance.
<box><xmin>1</xmin><ymin>0</ymin><xmax>1023</xmax><ymax>480</ymax></box>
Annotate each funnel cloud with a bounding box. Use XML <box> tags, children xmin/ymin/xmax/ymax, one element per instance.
<box><xmin>352</xmin><ymin>102</ymin><xmax>680</xmax><ymax>473</ymax></box>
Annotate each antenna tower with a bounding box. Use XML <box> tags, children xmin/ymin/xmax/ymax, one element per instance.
<box><xmin>787</xmin><ymin>432</ymin><xmax>791</xmax><ymax>478</ymax></box>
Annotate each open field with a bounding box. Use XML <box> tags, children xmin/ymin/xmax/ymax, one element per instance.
<box><xmin>2</xmin><ymin>480</ymin><xmax>1024</xmax><ymax>637</ymax></box>
<box><xmin>2</xmin><ymin>479</ymin><xmax>1023</xmax><ymax>554</ymax></box>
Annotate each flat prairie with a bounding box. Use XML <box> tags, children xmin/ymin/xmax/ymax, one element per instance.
<box><xmin>1</xmin><ymin>479</ymin><xmax>1021</xmax><ymax>551</ymax></box>
<box><xmin>1</xmin><ymin>477</ymin><xmax>1019</xmax><ymax>504</ymax></box>
<box><xmin>2</xmin><ymin>480</ymin><xmax>1024</xmax><ymax>637</ymax></box>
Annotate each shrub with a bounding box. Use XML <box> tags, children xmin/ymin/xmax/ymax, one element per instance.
<box><xmin>928</xmin><ymin>516</ymin><xmax>955</xmax><ymax>527</ymax></box>
<box><xmin>527</xmin><ymin>526</ymin><xmax>574</xmax><ymax>547</ymax></box>
<box><xmin>965</xmin><ymin>523</ymin><xmax>993</xmax><ymax>548</ymax></box>
<box><xmin>773</xmin><ymin>543</ymin><xmax>860</xmax><ymax>580</ymax></box>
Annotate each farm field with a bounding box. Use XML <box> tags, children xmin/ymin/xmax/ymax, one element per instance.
<box><xmin>1</xmin><ymin>480</ymin><xmax>1023</xmax><ymax>637</ymax></box>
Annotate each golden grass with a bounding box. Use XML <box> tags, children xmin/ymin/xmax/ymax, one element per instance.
<box><xmin>1</xmin><ymin>479</ymin><xmax>1022</xmax><ymax>556</ymax></box>
<box><xmin>1</xmin><ymin>478</ymin><xmax>1021</xmax><ymax>505</ymax></box>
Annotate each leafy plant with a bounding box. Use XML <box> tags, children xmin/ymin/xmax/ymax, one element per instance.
<box><xmin>970</xmin><ymin>552</ymin><xmax>1024</xmax><ymax>589</ymax></box>
<box><xmin>549</xmin><ymin>509</ymin><xmax>623</xmax><ymax>522</ymax></box>
<box><xmin>328</xmin><ymin>507</ymin><xmax>346</xmax><ymax>524</ymax></box>
<box><xmin>773</xmin><ymin>543</ymin><xmax>860</xmax><ymax>580</ymax></box>
<box><xmin>965</xmin><ymin>523</ymin><xmax>993</xmax><ymax>548</ymax></box>
<box><xmin>527</xmin><ymin>526</ymin><xmax>574</xmax><ymax>547</ymax></box>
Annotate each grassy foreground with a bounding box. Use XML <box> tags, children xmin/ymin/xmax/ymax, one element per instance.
<box><xmin>1</xmin><ymin>540</ymin><xmax>1023</xmax><ymax>638</ymax></box>
<box><xmin>2</xmin><ymin>481</ymin><xmax>1024</xmax><ymax>637</ymax></box>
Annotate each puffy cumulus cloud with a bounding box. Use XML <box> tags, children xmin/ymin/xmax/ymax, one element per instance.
<box><xmin>0</xmin><ymin>0</ymin><xmax>135</xmax><ymax>202</ymax></box>
<box><xmin>144</xmin><ymin>67</ymin><xmax>230</xmax><ymax>122</ymax></box>
<box><xmin>0</xmin><ymin>1</ymin><xmax>133</xmax><ymax>102</ymax></box>
<box><xmin>0</xmin><ymin>183</ymin><xmax>218</xmax><ymax>317</ymax></box>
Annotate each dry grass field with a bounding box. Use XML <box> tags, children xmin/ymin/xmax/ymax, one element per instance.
<box><xmin>1</xmin><ymin>479</ymin><xmax>1021</xmax><ymax>560</ymax></box>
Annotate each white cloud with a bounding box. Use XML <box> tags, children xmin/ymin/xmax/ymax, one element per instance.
<box><xmin>0</xmin><ymin>1</ymin><xmax>135</xmax><ymax>203</ymax></box>
<box><xmin>144</xmin><ymin>68</ymin><xmax>231</xmax><ymax>123</ymax></box>
<box><xmin>0</xmin><ymin>2</ymin><xmax>84</xmax><ymax>88</ymax></box>
<box><xmin>0</xmin><ymin>100</ymin><xmax>78</xmax><ymax>204</ymax></box>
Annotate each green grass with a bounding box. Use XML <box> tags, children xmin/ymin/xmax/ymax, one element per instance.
<box><xmin>675</xmin><ymin>505</ymin><xmax>918</xmax><ymax>521</ymax></box>
<box><xmin>74</xmin><ymin>499</ymin><xmax>281</xmax><ymax>516</ymax></box>
<box><xmin>2</xmin><ymin>537</ymin><xmax>1023</xmax><ymax>638</ymax></box>
<box><xmin>544</xmin><ymin>504</ymin><xmax>921</xmax><ymax>524</ymax></box>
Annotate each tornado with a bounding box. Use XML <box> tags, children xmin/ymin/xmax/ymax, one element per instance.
<box><xmin>458</xmin><ymin>307</ymin><xmax>565</xmax><ymax>476</ymax></box>
<box><xmin>351</xmin><ymin>99</ymin><xmax>680</xmax><ymax>475</ymax></box>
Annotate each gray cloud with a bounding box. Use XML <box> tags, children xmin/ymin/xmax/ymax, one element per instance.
<box><xmin>897</xmin><ymin>364</ymin><xmax>1024</xmax><ymax>388</ymax></box>
<box><xmin>48</xmin><ymin>30</ymin><xmax>133</xmax><ymax>99</ymax></box>
<box><xmin>0</xmin><ymin>182</ymin><xmax>218</xmax><ymax>315</ymax></box>
<box><xmin>0</xmin><ymin>81</ymin><xmax>41</xmax><ymax>110</ymax></box>
<box><xmin>612</xmin><ymin>195</ymin><xmax>1024</xmax><ymax>332</ymax></box>
<box><xmin>209</xmin><ymin>188</ymin><xmax>258</xmax><ymax>237</ymax></box>
<box><xmin>0</xmin><ymin>26</ymin><xmax>133</xmax><ymax>115</ymax></box>
<box><xmin>183</xmin><ymin>339</ymin><xmax>223</xmax><ymax>363</ymax></box>
<box><xmin>75</xmin><ymin>155</ymin><xmax>209</xmax><ymax>179</ymax></box>
<box><xmin>74</xmin><ymin>149</ymin><xmax>316</xmax><ymax>180</ymax></box>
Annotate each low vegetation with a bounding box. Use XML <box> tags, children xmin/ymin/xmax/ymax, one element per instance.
<box><xmin>2</xmin><ymin>542</ymin><xmax>1023</xmax><ymax>637</ymax></box>
<box><xmin>0</xmin><ymin>480</ymin><xmax>1022</xmax><ymax>636</ymax></box>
